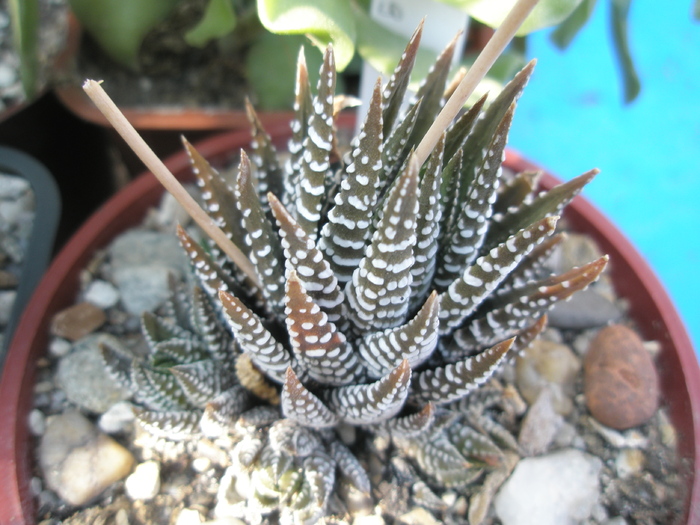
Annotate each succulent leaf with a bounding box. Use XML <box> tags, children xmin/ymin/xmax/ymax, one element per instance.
<box><xmin>235</xmin><ymin>151</ymin><xmax>286</xmax><ymax>310</ymax></box>
<box><xmin>408</xmin><ymin>33</ymin><xmax>459</xmax><ymax>144</ymax></box>
<box><xmin>294</xmin><ymin>46</ymin><xmax>336</xmax><ymax>239</ymax></box>
<box><xmin>284</xmin><ymin>48</ymin><xmax>314</xmax><ymax>214</ymax></box>
<box><xmin>284</xmin><ymin>270</ymin><xmax>364</xmax><ymax>385</ymax></box>
<box><xmin>133</xmin><ymin>407</ymin><xmax>202</xmax><ymax>441</ymax></box>
<box><xmin>219</xmin><ymin>290</ymin><xmax>292</xmax><ymax>384</ymax></box>
<box><xmin>486</xmin><ymin>168</ymin><xmax>599</xmax><ymax>248</ymax></box>
<box><xmin>170</xmin><ymin>359</ymin><xmax>236</xmax><ymax>407</ymax></box>
<box><xmin>319</xmin><ymin>80</ymin><xmax>384</xmax><ymax>284</ymax></box>
<box><xmin>386</xmin><ymin>402</ymin><xmax>436</xmax><ymax>438</ymax></box>
<box><xmin>246</xmin><ymin>99</ymin><xmax>284</xmax><ymax>211</ymax></box>
<box><xmin>131</xmin><ymin>362</ymin><xmax>191</xmax><ymax>411</ymax></box>
<box><xmin>269</xmin><ymin>193</ymin><xmax>346</xmax><ymax>323</ymax></box>
<box><xmin>438</xmin><ymin>217</ymin><xmax>558</xmax><ymax>333</ymax></box>
<box><xmin>411</xmin><ymin>338</ymin><xmax>514</xmax><ymax>405</ymax></box>
<box><xmin>190</xmin><ymin>286</ymin><xmax>230</xmax><ymax>360</ymax></box>
<box><xmin>358</xmin><ymin>291</ymin><xmax>440</xmax><ymax>379</ymax></box>
<box><xmin>435</xmin><ymin>103</ymin><xmax>517</xmax><ymax>288</ymax></box>
<box><xmin>410</xmin><ymin>135</ymin><xmax>444</xmax><ymax>307</ymax></box>
<box><xmin>330</xmin><ymin>441</ymin><xmax>371</xmax><ymax>493</ymax></box>
<box><xmin>346</xmin><ymin>158</ymin><xmax>419</xmax><ymax>332</ymax></box>
<box><xmin>325</xmin><ymin>360</ymin><xmax>412</xmax><ymax>425</ymax></box>
<box><xmin>381</xmin><ymin>20</ymin><xmax>423</xmax><ymax>135</ymax></box>
<box><xmin>183</xmin><ymin>138</ymin><xmax>249</xmax><ymax>257</ymax></box>
<box><xmin>452</xmin><ymin>256</ymin><xmax>608</xmax><ymax>349</ymax></box>
<box><xmin>281</xmin><ymin>367</ymin><xmax>340</xmax><ymax>428</ymax></box>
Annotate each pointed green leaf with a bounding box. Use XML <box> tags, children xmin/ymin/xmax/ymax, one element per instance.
<box><xmin>326</xmin><ymin>360</ymin><xmax>411</xmax><ymax>425</ymax></box>
<box><xmin>411</xmin><ymin>338</ymin><xmax>514</xmax><ymax>405</ymax></box>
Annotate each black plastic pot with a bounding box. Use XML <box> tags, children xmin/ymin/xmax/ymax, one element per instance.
<box><xmin>0</xmin><ymin>147</ymin><xmax>61</xmax><ymax>367</ymax></box>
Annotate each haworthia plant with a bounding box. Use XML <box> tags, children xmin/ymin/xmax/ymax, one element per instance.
<box><xmin>102</xmin><ymin>25</ymin><xmax>607</xmax><ymax>523</ymax></box>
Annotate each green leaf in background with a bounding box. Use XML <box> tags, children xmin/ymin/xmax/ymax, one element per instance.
<box><xmin>353</xmin><ymin>6</ymin><xmax>436</xmax><ymax>82</ymax></box>
<box><xmin>185</xmin><ymin>0</ymin><xmax>238</xmax><ymax>47</ymax></box>
<box><xmin>551</xmin><ymin>0</ymin><xmax>597</xmax><ymax>49</ymax></box>
<box><xmin>246</xmin><ymin>32</ymin><xmax>324</xmax><ymax>109</ymax></box>
<box><xmin>9</xmin><ymin>0</ymin><xmax>39</xmax><ymax>99</ymax></box>
<box><xmin>693</xmin><ymin>0</ymin><xmax>700</xmax><ymax>20</ymax></box>
<box><xmin>256</xmin><ymin>0</ymin><xmax>356</xmax><ymax>70</ymax></box>
<box><xmin>611</xmin><ymin>0</ymin><xmax>640</xmax><ymax>103</ymax></box>
<box><xmin>68</xmin><ymin>0</ymin><xmax>181</xmax><ymax>69</ymax></box>
<box><xmin>440</xmin><ymin>0</ymin><xmax>584</xmax><ymax>35</ymax></box>
<box><xmin>354</xmin><ymin>5</ymin><xmax>519</xmax><ymax>104</ymax></box>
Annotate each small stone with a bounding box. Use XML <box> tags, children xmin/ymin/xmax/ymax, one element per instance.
<box><xmin>115</xmin><ymin>509</ymin><xmax>130</xmax><ymax>525</ymax></box>
<box><xmin>48</xmin><ymin>337</ymin><xmax>72</xmax><ymax>358</ymax></box>
<box><xmin>84</xmin><ymin>279</ymin><xmax>120</xmax><ymax>309</ymax></box>
<box><xmin>56</xmin><ymin>333</ymin><xmax>132</xmax><ymax>413</ymax></box>
<box><xmin>99</xmin><ymin>401</ymin><xmax>136</xmax><ymax>434</ymax></box>
<box><xmin>469</xmin><ymin>452</ymin><xmax>518</xmax><ymax>525</ymax></box>
<box><xmin>177</xmin><ymin>508</ymin><xmax>204</xmax><ymax>525</ymax></box>
<box><xmin>584</xmin><ymin>325</ymin><xmax>659</xmax><ymax>429</ymax></box>
<box><xmin>518</xmin><ymin>388</ymin><xmax>563</xmax><ymax>456</ymax></box>
<box><xmin>125</xmin><ymin>461</ymin><xmax>161</xmax><ymax>500</ymax></box>
<box><xmin>0</xmin><ymin>269</ymin><xmax>18</xmax><ymax>288</ymax></box>
<box><xmin>353</xmin><ymin>516</ymin><xmax>386</xmax><ymax>525</ymax></box>
<box><xmin>29</xmin><ymin>476</ymin><xmax>43</xmax><ymax>496</ymax></box>
<box><xmin>0</xmin><ymin>63</ymin><xmax>17</xmax><ymax>87</ymax></box>
<box><xmin>109</xmin><ymin>230</ymin><xmax>187</xmax><ymax>274</ymax></box>
<box><xmin>156</xmin><ymin>191</ymin><xmax>192</xmax><ymax>227</ymax></box>
<box><xmin>0</xmin><ymin>173</ymin><xmax>30</xmax><ymax>198</ymax></box>
<box><xmin>515</xmin><ymin>339</ymin><xmax>580</xmax><ymax>415</ymax></box>
<box><xmin>28</xmin><ymin>409</ymin><xmax>46</xmax><ymax>436</ymax></box>
<box><xmin>397</xmin><ymin>507</ymin><xmax>441</xmax><ymax>525</ymax></box>
<box><xmin>202</xmin><ymin>516</ymin><xmax>246</xmax><ymax>525</ymax></box>
<box><xmin>494</xmin><ymin>448</ymin><xmax>602</xmax><ymax>525</ymax></box>
<box><xmin>615</xmin><ymin>448</ymin><xmax>645</xmax><ymax>478</ymax></box>
<box><xmin>50</xmin><ymin>302</ymin><xmax>106</xmax><ymax>341</ymax></box>
<box><xmin>39</xmin><ymin>411</ymin><xmax>134</xmax><ymax>506</ymax></box>
<box><xmin>549</xmin><ymin>289</ymin><xmax>622</xmax><ymax>329</ymax></box>
<box><xmin>549</xmin><ymin>233</ymin><xmax>604</xmax><ymax>273</ymax></box>
<box><xmin>113</xmin><ymin>266</ymin><xmax>174</xmax><ymax>315</ymax></box>
<box><xmin>192</xmin><ymin>457</ymin><xmax>212</xmax><ymax>473</ymax></box>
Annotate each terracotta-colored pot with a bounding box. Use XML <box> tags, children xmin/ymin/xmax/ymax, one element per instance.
<box><xmin>0</xmin><ymin>122</ymin><xmax>697</xmax><ymax>524</ymax></box>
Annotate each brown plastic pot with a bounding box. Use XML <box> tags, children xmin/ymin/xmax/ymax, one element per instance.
<box><xmin>53</xmin><ymin>13</ymin><xmax>295</xmax><ymax>131</ymax></box>
<box><xmin>0</xmin><ymin>122</ymin><xmax>697</xmax><ymax>524</ymax></box>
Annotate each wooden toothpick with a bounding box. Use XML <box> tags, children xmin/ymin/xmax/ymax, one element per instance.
<box><xmin>82</xmin><ymin>79</ymin><xmax>262</xmax><ymax>289</ymax></box>
<box><xmin>414</xmin><ymin>0</ymin><xmax>540</xmax><ymax>166</ymax></box>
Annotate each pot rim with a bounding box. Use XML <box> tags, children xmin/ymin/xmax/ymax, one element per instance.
<box><xmin>0</xmin><ymin>126</ymin><xmax>696</xmax><ymax>524</ymax></box>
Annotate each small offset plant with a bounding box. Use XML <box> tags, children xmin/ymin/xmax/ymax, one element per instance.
<box><xmin>100</xmin><ymin>24</ymin><xmax>607</xmax><ymax>524</ymax></box>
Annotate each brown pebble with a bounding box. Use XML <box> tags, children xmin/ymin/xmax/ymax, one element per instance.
<box><xmin>584</xmin><ymin>324</ymin><xmax>659</xmax><ymax>429</ymax></box>
<box><xmin>51</xmin><ymin>302</ymin><xmax>107</xmax><ymax>341</ymax></box>
<box><xmin>0</xmin><ymin>269</ymin><xmax>18</xmax><ymax>288</ymax></box>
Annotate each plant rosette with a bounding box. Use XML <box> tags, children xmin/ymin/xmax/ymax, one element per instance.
<box><xmin>1</xmin><ymin>25</ymin><xmax>698</xmax><ymax>525</ymax></box>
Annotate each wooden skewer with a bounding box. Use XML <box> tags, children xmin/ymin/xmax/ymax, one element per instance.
<box><xmin>414</xmin><ymin>0</ymin><xmax>540</xmax><ymax>166</ymax></box>
<box><xmin>82</xmin><ymin>79</ymin><xmax>262</xmax><ymax>289</ymax></box>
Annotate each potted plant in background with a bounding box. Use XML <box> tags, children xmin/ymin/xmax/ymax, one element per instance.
<box><xmin>1</xmin><ymin>0</ymin><xmax>698</xmax><ymax>523</ymax></box>
<box><xmin>55</xmin><ymin>0</ymin><xmax>595</xmax><ymax>130</ymax></box>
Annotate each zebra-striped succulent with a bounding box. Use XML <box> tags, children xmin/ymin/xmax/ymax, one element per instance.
<box><xmin>102</xmin><ymin>25</ymin><xmax>607</xmax><ymax>523</ymax></box>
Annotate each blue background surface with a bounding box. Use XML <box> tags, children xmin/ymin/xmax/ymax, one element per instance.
<box><xmin>508</xmin><ymin>1</ymin><xmax>699</xmax><ymax>355</ymax></box>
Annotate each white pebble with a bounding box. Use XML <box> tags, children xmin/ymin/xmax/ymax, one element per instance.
<box><xmin>125</xmin><ymin>460</ymin><xmax>161</xmax><ymax>501</ymax></box>
<box><xmin>85</xmin><ymin>280</ymin><xmax>120</xmax><ymax>309</ymax></box>
<box><xmin>99</xmin><ymin>401</ymin><xmax>136</xmax><ymax>434</ymax></box>
<box><xmin>48</xmin><ymin>338</ymin><xmax>72</xmax><ymax>358</ymax></box>
<box><xmin>192</xmin><ymin>457</ymin><xmax>212</xmax><ymax>472</ymax></box>
<box><xmin>28</xmin><ymin>409</ymin><xmax>46</xmax><ymax>436</ymax></box>
<box><xmin>177</xmin><ymin>508</ymin><xmax>204</xmax><ymax>525</ymax></box>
